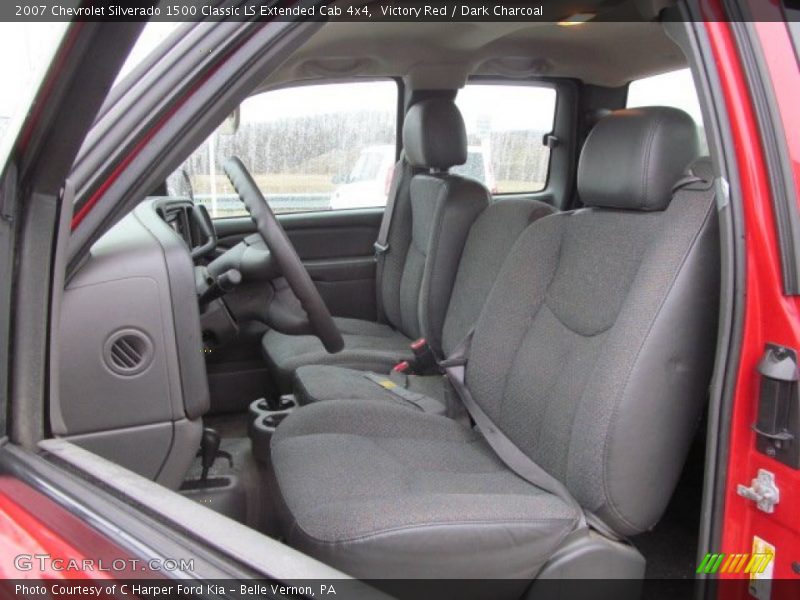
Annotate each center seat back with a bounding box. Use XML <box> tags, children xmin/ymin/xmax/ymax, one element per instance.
<box><xmin>436</xmin><ymin>198</ymin><xmax>555</xmax><ymax>356</ymax></box>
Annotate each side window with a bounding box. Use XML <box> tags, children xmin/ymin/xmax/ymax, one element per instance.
<box><xmin>167</xmin><ymin>81</ymin><xmax>398</xmax><ymax>217</ymax></box>
<box><xmin>627</xmin><ymin>68</ymin><xmax>709</xmax><ymax>154</ymax></box>
<box><xmin>455</xmin><ymin>84</ymin><xmax>557</xmax><ymax>194</ymax></box>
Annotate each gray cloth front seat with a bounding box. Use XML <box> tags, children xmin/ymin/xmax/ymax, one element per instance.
<box><xmin>262</xmin><ymin>98</ymin><xmax>489</xmax><ymax>389</ymax></box>
<box><xmin>292</xmin><ymin>198</ymin><xmax>555</xmax><ymax>407</ymax></box>
<box><xmin>269</xmin><ymin>107</ymin><xmax>719</xmax><ymax>586</ymax></box>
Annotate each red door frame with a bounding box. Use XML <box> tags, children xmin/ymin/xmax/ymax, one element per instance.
<box><xmin>706</xmin><ymin>9</ymin><xmax>800</xmax><ymax>588</ymax></box>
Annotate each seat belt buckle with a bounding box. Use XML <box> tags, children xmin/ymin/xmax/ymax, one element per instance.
<box><xmin>392</xmin><ymin>360</ymin><xmax>411</xmax><ymax>374</ymax></box>
<box><xmin>406</xmin><ymin>338</ymin><xmax>439</xmax><ymax>375</ymax></box>
<box><xmin>410</xmin><ymin>337</ymin><xmax>428</xmax><ymax>356</ymax></box>
<box><xmin>374</xmin><ymin>241</ymin><xmax>389</xmax><ymax>256</ymax></box>
<box><xmin>390</xmin><ymin>361</ymin><xmax>411</xmax><ymax>387</ymax></box>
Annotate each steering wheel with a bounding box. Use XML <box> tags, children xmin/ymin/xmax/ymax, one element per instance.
<box><xmin>223</xmin><ymin>156</ymin><xmax>344</xmax><ymax>353</ymax></box>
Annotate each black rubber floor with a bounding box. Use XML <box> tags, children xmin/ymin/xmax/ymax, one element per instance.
<box><xmin>633</xmin><ymin>427</ymin><xmax>706</xmax><ymax>580</ymax></box>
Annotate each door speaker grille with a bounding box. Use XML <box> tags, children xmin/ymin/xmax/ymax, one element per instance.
<box><xmin>104</xmin><ymin>330</ymin><xmax>153</xmax><ymax>376</ymax></box>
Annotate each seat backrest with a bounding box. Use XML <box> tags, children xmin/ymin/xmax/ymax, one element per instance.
<box><xmin>439</xmin><ymin>198</ymin><xmax>555</xmax><ymax>356</ymax></box>
<box><xmin>379</xmin><ymin>98</ymin><xmax>489</xmax><ymax>350</ymax></box>
<box><xmin>465</xmin><ymin>107</ymin><xmax>719</xmax><ymax>536</ymax></box>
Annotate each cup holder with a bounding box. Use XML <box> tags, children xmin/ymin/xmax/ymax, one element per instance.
<box><xmin>275</xmin><ymin>395</ymin><xmax>298</xmax><ymax>411</ymax></box>
<box><xmin>262</xmin><ymin>412</ymin><xmax>289</xmax><ymax>428</ymax></box>
<box><xmin>248</xmin><ymin>396</ymin><xmax>298</xmax><ymax>463</ymax></box>
<box><xmin>249</xmin><ymin>395</ymin><xmax>298</xmax><ymax>421</ymax></box>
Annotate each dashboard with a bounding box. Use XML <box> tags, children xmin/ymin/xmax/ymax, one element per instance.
<box><xmin>55</xmin><ymin>198</ymin><xmax>211</xmax><ymax>488</ymax></box>
<box><xmin>155</xmin><ymin>199</ymin><xmax>217</xmax><ymax>260</ymax></box>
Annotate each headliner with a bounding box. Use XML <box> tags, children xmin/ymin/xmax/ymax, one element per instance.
<box><xmin>260</xmin><ymin>3</ymin><xmax>686</xmax><ymax>91</ymax></box>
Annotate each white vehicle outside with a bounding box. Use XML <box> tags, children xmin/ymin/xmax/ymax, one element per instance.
<box><xmin>330</xmin><ymin>144</ymin><xmax>496</xmax><ymax>209</ymax></box>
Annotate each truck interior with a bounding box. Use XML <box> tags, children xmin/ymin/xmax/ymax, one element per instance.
<box><xmin>35</xmin><ymin>2</ymin><xmax>750</xmax><ymax>596</ymax></box>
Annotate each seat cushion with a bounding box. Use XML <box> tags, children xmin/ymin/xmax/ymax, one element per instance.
<box><xmin>262</xmin><ymin>317</ymin><xmax>414</xmax><ymax>391</ymax></box>
<box><xmin>271</xmin><ymin>400</ymin><xmax>579</xmax><ymax>582</ymax></box>
<box><xmin>293</xmin><ymin>365</ymin><xmax>447</xmax><ymax>410</ymax></box>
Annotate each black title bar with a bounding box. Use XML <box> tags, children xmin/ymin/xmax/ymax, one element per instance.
<box><xmin>3</xmin><ymin>0</ymin><xmax>798</xmax><ymax>22</ymax></box>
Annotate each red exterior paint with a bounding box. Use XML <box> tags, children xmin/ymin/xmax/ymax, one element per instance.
<box><xmin>707</xmin><ymin>14</ymin><xmax>800</xmax><ymax>589</ymax></box>
<box><xmin>0</xmin><ymin>476</ymin><xmax>161</xmax><ymax>581</ymax></box>
<box><xmin>0</xmin><ymin>490</ymin><xmax>110</xmax><ymax>580</ymax></box>
<box><xmin>753</xmin><ymin>21</ymin><xmax>800</xmax><ymax>211</ymax></box>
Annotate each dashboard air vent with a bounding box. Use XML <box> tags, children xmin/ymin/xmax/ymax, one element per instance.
<box><xmin>104</xmin><ymin>330</ymin><xmax>153</xmax><ymax>376</ymax></box>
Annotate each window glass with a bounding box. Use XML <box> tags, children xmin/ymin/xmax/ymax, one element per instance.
<box><xmin>455</xmin><ymin>84</ymin><xmax>557</xmax><ymax>194</ymax></box>
<box><xmin>627</xmin><ymin>68</ymin><xmax>708</xmax><ymax>154</ymax></box>
<box><xmin>0</xmin><ymin>23</ymin><xmax>67</xmax><ymax>161</ymax></box>
<box><xmin>167</xmin><ymin>81</ymin><xmax>398</xmax><ymax>216</ymax></box>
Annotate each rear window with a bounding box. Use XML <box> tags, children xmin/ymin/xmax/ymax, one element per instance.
<box><xmin>455</xmin><ymin>83</ymin><xmax>557</xmax><ymax>194</ymax></box>
<box><xmin>627</xmin><ymin>68</ymin><xmax>708</xmax><ymax>154</ymax></box>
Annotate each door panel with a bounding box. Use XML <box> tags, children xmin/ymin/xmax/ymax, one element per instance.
<box><xmin>305</xmin><ymin>257</ymin><xmax>377</xmax><ymax>320</ymax></box>
<box><xmin>213</xmin><ymin>207</ymin><xmax>383</xmax><ymax>321</ymax></box>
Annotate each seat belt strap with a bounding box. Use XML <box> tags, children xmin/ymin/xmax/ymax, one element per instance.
<box><xmin>442</xmin><ymin>330</ymin><xmax>596</xmax><ymax>532</ymax></box>
<box><xmin>443</xmin><ymin>333</ymin><xmax>626</xmax><ymax>540</ymax></box>
<box><xmin>374</xmin><ymin>155</ymin><xmax>406</xmax><ymax>323</ymax></box>
<box><xmin>362</xmin><ymin>372</ymin><xmax>443</xmax><ymax>413</ymax></box>
<box><xmin>444</xmin><ymin>361</ymin><xmax>583</xmax><ymax>517</ymax></box>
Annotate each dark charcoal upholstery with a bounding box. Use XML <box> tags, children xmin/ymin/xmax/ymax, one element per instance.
<box><xmin>402</xmin><ymin>98</ymin><xmax>468</xmax><ymax>170</ymax></box>
<box><xmin>271</xmin><ymin>399</ymin><xmax>578</xmax><ymax>584</ymax></box>
<box><xmin>263</xmin><ymin>99</ymin><xmax>487</xmax><ymax>389</ymax></box>
<box><xmin>294</xmin><ymin>365</ymin><xmax>448</xmax><ymax>408</ymax></box>
<box><xmin>578</xmin><ymin>106</ymin><xmax>699</xmax><ymax>211</ymax></box>
<box><xmin>263</xmin><ymin>317</ymin><xmax>415</xmax><ymax>386</ymax></box>
<box><xmin>294</xmin><ymin>198</ymin><xmax>555</xmax><ymax>405</ymax></box>
<box><xmin>463</xmin><ymin>180</ymin><xmax>716</xmax><ymax>536</ymax></box>
<box><xmin>270</xmin><ymin>108</ymin><xmax>718</xmax><ymax>582</ymax></box>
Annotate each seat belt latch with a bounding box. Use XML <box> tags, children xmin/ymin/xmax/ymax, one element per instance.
<box><xmin>374</xmin><ymin>241</ymin><xmax>390</xmax><ymax>256</ymax></box>
<box><xmin>393</xmin><ymin>360</ymin><xmax>411</xmax><ymax>374</ymax></box>
<box><xmin>408</xmin><ymin>338</ymin><xmax>439</xmax><ymax>375</ymax></box>
<box><xmin>410</xmin><ymin>337</ymin><xmax>428</xmax><ymax>355</ymax></box>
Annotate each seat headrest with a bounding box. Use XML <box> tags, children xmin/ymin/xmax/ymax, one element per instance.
<box><xmin>578</xmin><ymin>107</ymin><xmax>700</xmax><ymax>211</ymax></box>
<box><xmin>402</xmin><ymin>98</ymin><xmax>467</xmax><ymax>170</ymax></box>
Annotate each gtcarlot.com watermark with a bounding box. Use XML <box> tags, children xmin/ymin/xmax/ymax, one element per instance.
<box><xmin>14</xmin><ymin>553</ymin><xmax>194</xmax><ymax>573</ymax></box>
